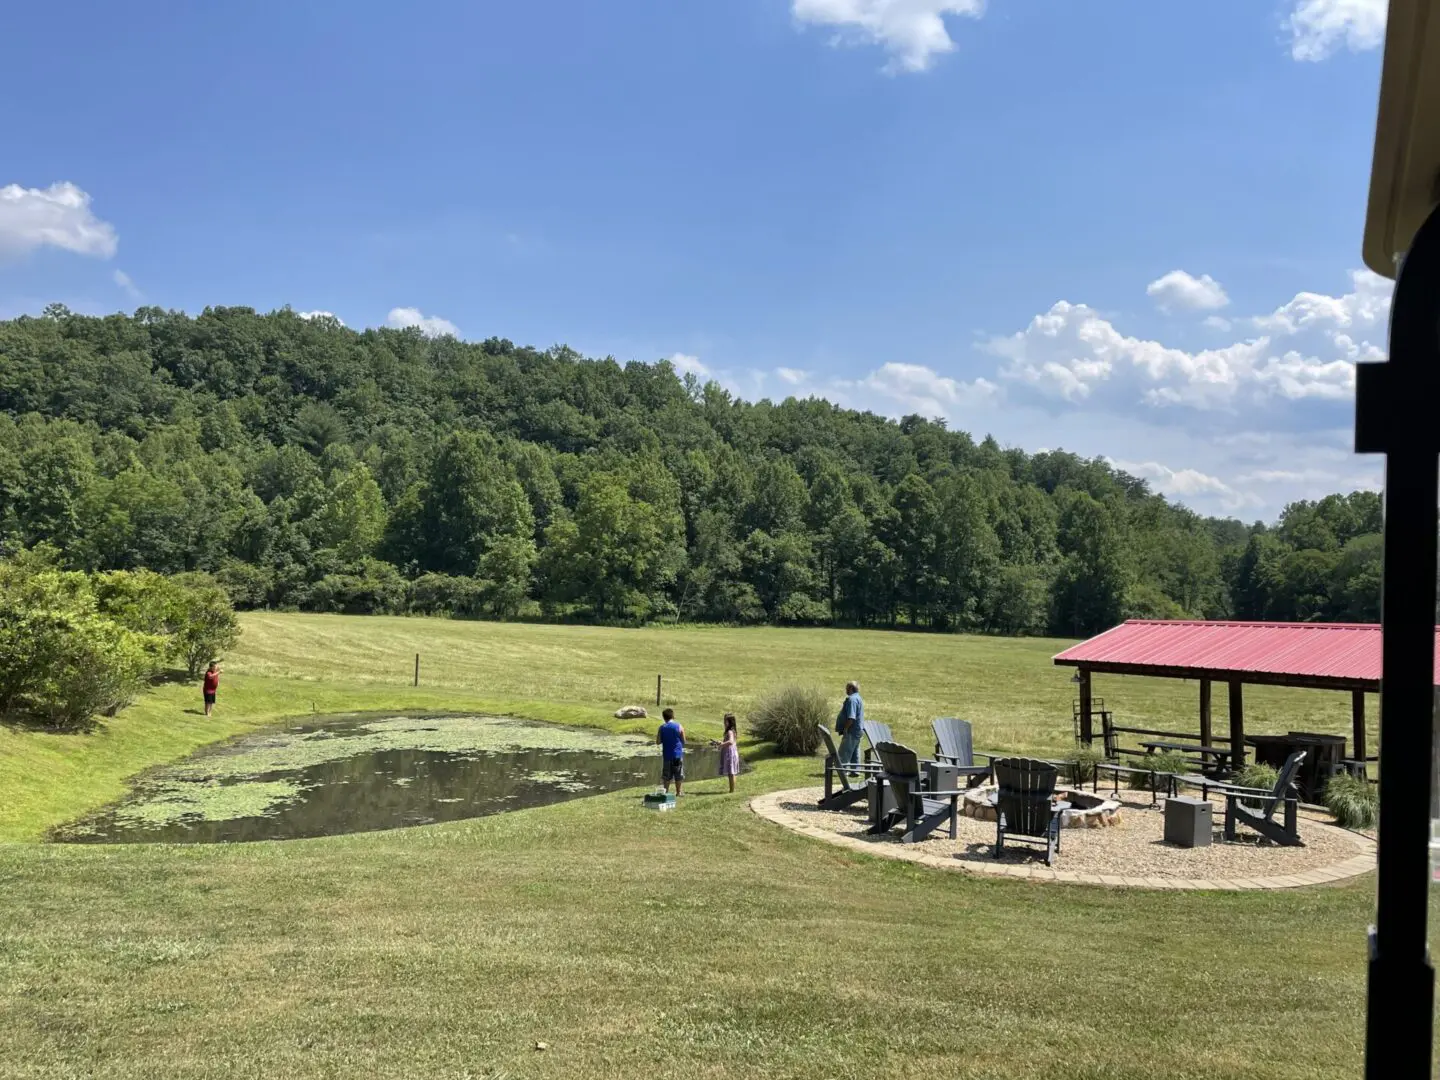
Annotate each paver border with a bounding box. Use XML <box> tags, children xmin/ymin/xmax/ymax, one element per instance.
<box><xmin>750</xmin><ymin>788</ymin><xmax>1377</xmax><ymax>891</ymax></box>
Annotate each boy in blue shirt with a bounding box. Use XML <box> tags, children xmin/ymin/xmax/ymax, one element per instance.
<box><xmin>657</xmin><ymin>708</ymin><xmax>685</xmax><ymax>797</ymax></box>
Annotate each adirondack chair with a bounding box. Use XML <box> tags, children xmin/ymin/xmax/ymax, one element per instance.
<box><xmin>816</xmin><ymin>725</ymin><xmax>885</xmax><ymax>810</ymax></box>
<box><xmin>1223</xmin><ymin>750</ymin><xmax>1307</xmax><ymax>847</ymax></box>
<box><xmin>931</xmin><ymin>717</ymin><xmax>992</xmax><ymax>788</ymax></box>
<box><xmin>861</xmin><ymin>720</ymin><xmax>895</xmax><ymax>764</ymax></box>
<box><xmin>870</xmin><ymin>741</ymin><xmax>960</xmax><ymax>844</ymax></box>
<box><xmin>992</xmin><ymin>757</ymin><xmax>1063</xmax><ymax>866</ymax></box>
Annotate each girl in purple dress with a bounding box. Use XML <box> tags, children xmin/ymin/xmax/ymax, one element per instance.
<box><xmin>718</xmin><ymin>713</ymin><xmax>741</xmax><ymax>793</ymax></box>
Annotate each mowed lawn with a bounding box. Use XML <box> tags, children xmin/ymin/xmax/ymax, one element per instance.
<box><xmin>0</xmin><ymin>614</ymin><xmax>1385</xmax><ymax>1079</ymax></box>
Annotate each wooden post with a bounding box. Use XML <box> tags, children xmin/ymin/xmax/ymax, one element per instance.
<box><xmin>1199</xmin><ymin>678</ymin><xmax>1212</xmax><ymax>747</ymax></box>
<box><xmin>656</xmin><ymin>674</ymin><xmax>662</xmax><ymax>708</ymax></box>
<box><xmin>1229</xmin><ymin>680</ymin><xmax>1245</xmax><ymax>769</ymax></box>
<box><xmin>414</xmin><ymin>654</ymin><xmax>420</xmax><ymax>688</ymax></box>
<box><xmin>1352</xmin><ymin>689</ymin><xmax>1368</xmax><ymax>764</ymax></box>
<box><xmin>1078</xmin><ymin>669</ymin><xmax>1093</xmax><ymax>745</ymax></box>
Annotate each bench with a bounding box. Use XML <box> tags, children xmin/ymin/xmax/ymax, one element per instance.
<box><xmin>1091</xmin><ymin>758</ymin><xmax>1178</xmax><ymax>807</ymax></box>
<box><xmin>1139</xmin><ymin>739</ymin><xmax>1234</xmax><ymax>775</ymax></box>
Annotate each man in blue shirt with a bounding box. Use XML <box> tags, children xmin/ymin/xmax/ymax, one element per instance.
<box><xmin>657</xmin><ymin>708</ymin><xmax>685</xmax><ymax>796</ymax></box>
<box><xmin>836</xmin><ymin>681</ymin><xmax>864</xmax><ymax>770</ymax></box>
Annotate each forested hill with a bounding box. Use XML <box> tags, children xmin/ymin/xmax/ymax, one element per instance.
<box><xmin>0</xmin><ymin>304</ymin><xmax>1381</xmax><ymax>636</ymax></box>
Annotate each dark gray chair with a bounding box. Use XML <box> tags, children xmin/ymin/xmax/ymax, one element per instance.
<box><xmin>993</xmin><ymin>757</ymin><xmax>1063</xmax><ymax>866</ymax></box>
<box><xmin>861</xmin><ymin>720</ymin><xmax>894</xmax><ymax>764</ymax></box>
<box><xmin>1223</xmin><ymin>750</ymin><xmax>1307</xmax><ymax>847</ymax></box>
<box><xmin>931</xmin><ymin>717</ymin><xmax>992</xmax><ymax>788</ymax></box>
<box><xmin>870</xmin><ymin>741</ymin><xmax>961</xmax><ymax>844</ymax></box>
<box><xmin>816</xmin><ymin>725</ymin><xmax>885</xmax><ymax>810</ymax></box>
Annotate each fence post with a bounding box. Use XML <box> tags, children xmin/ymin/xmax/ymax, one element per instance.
<box><xmin>656</xmin><ymin>674</ymin><xmax>662</xmax><ymax>708</ymax></box>
<box><xmin>414</xmin><ymin>653</ymin><xmax>420</xmax><ymax>688</ymax></box>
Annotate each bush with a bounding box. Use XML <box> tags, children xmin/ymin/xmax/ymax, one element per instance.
<box><xmin>169</xmin><ymin>573</ymin><xmax>242</xmax><ymax>677</ymax></box>
<box><xmin>35</xmin><ymin>614</ymin><xmax>165</xmax><ymax>728</ymax></box>
<box><xmin>0</xmin><ymin>550</ymin><xmax>241</xmax><ymax>726</ymax></box>
<box><xmin>1127</xmin><ymin>750</ymin><xmax>1189</xmax><ymax>790</ymax></box>
<box><xmin>1325</xmin><ymin>772</ymin><xmax>1379</xmax><ymax>830</ymax></box>
<box><xmin>302</xmin><ymin>559</ymin><xmax>409</xmax><ymax>616</ymax></box>
<box><xmin>409</xmin><ymin>573</ymin><xmax>485</xmax><ymax>617</ymax></box>
<box><xmin>213</xmin><ymin>560</ymin><xmax>273</xmax><ymax>610</ymax></box>
<box><xmin>1067</xmin><ymin>745</ymin><xmax>1105</xmax><ymax>784</ymax></box>
<box><xmin>747</xmin><ymin>685</ymin><xmax>827</xmax><ymax>756</ymax></box>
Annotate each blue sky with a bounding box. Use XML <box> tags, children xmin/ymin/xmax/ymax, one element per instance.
<box><xmin>1</xmin><ymin>0</ymin><xmax>1390</xmax><ymax>520</ymax></box>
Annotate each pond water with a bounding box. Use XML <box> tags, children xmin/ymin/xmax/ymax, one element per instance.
<box><xmin>50</xmin><ymin>713</ymin><xmax>728</xmax><ymax>844</ymax></box>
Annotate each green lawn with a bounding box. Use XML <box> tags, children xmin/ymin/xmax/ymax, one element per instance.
<box><xmin>0</xmin><ymin>614</ymin><xmax>1383</xmax><ymax>1078</ymax></box>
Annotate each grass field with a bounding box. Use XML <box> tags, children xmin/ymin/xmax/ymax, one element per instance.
<box><xmin>0</xmin><ymin>614</ymin><xmax>1386</xmax><ymax>1078</ymax></box>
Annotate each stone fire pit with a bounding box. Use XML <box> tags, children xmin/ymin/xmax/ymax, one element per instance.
<box><xmin>962</xmin><ymin>785</ymin><xmax>1122</xmax><ymax>828</ymax></box>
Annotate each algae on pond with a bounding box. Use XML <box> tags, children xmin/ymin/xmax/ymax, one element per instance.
<box><xmin>51</xmin><ymin>713</ymin><xmax>727</xmax><ymax>845</ymax></box>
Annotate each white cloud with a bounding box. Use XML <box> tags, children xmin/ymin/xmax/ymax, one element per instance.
<box><xmin>1107</xmin><ymin>458</ymin><xmax>1261</xmax><ymax>512</ymax></box>
<box><xmin>1146</xmin><ymin>270</ymin><xmax>1230</xmax><ymax>312</ymax></box>
<box><xmin>1238</xmin><ymin>466</ymin><xmax>1358</xmax><ymax>486</ymax></box>
<box><xmin>112</xmin><ymin>269</ymin><xmax>141</xmax><ymax>300</ymax></box>
<box><xmin>857</xmin><ymin>362</ymin><xmax>999</xmax><ymax>415</ymax></box>
<box><xmin>1203</xmin><ymin>316</ymin><xmax>1233</xmax><ymax>332</ymax></box>
<box><xmin>1288</xmin><ymin>0</ymin><xmax>1386</xmax><ymax>61</ymax></box>
<box><xmin>386</xmin><ymin>306</ymin><xmax>459</xmax><ymax>338</ymax></box>
<box><xmin>0</xmin><ymin>181</ymin><xmax>117</xmax><ymax>259</ymax></box>
<box><xmin>297</xmin><ymin>310</ymin><xmax>345</xmax><ymax>326</ymax></box>
<box><xmin>776</xmin><ymin>367</ymin><xmax>808</xmax><ymax>385</ymax></box>
<box><xmin>668</xmin><ymin>352</ymin><xmax>709</xmax><ymax>378</ymax></box>
<box><xmin>1251</xmin><ymin>268</ymin><xmax>1391</xmax><ymax>335</ymax></box>
<box><xmin>791</xmin><ymin>0</ymin><xmax>986</xmax><ymax>73</ymax></box>
<box><xmin>985</xmin><ymin>269</ymin><xmax>1391</xmax><ymax>417</ymax></box>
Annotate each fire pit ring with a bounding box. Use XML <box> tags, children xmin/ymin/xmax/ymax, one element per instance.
<box><xmin>962</xmin><ymin>785</ymin><xmax>1123</xmax><ymax>828</ymax></box>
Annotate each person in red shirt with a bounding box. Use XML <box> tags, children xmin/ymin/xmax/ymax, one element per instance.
<box><xmin>202</xmin><ymin>662</ymin><xmax>221</xmax><ymax>716</ymax></box>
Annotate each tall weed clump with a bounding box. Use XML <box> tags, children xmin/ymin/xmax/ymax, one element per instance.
<box><xmin>1325</xmin><ymin>773</ymin><xmax>1378</xmax><ymax>830</ymax></box>
<box><xmin>748</xmin><ymin>686</ymin><xmax>828</xmax><ymax>756</ymax></box>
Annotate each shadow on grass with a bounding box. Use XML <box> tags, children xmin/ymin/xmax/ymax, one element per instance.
<box><xmin>0</xmin><ymin>710</ymin><xmax>101</xmax><ymax>735</ymax></box>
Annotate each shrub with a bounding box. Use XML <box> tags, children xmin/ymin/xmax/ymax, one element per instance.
<box><xmin>213</xmin><ymin>560</ymin><xmax>273</xmax><ymax>610</ymax></box>
<box><xmin>747</xmin><ymin>685</ymin><xmax>827</xmax><ymax>756</ymax></box>
<box><xmin>36</xmin><ymin>614</ymin><xmax>165</xmax><ymax>728</ymax></box>
<box><xmin>409</xmin><ymin>573</ymin><xmax>486</xmax><ymax>617</ymax></box>
<box><xmin>1127</xmin><ymin>750</ymin><xmax>1189</xmax><ymax>790</ymax></box>
<box><xmin>169</xmin><ymin>573</ymin><xmax>242</xmax><ymax>677</ymax></box>
<box><xmin>302</xmin><ymin>559</ymin><xmax>409</xmax><ymax>617</ymax></box>
<box><xmin>1325</xmin><ymin>772</ymin><xmax>1379</xmax><ymax>830</ymax></box>
<box><xmin>1</xmin><ymin>551</ymin><xmax>240</xmax><ymax>726</ymax></box>
<box><xmin>1228</xmin><ymin>762</ymin><xmax>1279</xmax><ymax>809</ymax></box>
<box><xmin>776</xmin><ymin>594</ymin><xmax>829</xmax><ymax>625</ymax></box>
<box><xmin>1067</xmin><ymin>745</ymin><xmax>1105</xmax><ymax>784</ymax></box>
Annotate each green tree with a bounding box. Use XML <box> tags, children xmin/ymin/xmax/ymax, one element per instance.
<box><xmin>542</xmin><ymin>469</ymin><xmax>684</xmax><ymax>619</ymax></box>
<box><xmin>1050</xmin><ymin>492</ymin><xmax>1133</xmax><ymax>636</ymax></box>
<box><xmin>313</xmin><ymin>462</ymin><xmax>387</xmax><ymax>562</ymax></box>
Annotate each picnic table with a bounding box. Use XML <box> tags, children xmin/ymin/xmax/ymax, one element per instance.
<box><xmin>1139</xmin><ymin>739</ymin><xmax>1234</xmax><ymax>773</ymax></box>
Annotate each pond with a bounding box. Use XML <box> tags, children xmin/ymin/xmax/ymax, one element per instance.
<box><xmin>50</xmin><ymin>713</ymin><xmax>729</xmax><ymax>844</ymax></box>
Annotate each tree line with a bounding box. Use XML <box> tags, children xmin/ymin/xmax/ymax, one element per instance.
<box><xmin>0</xmin><ymin>304</ymin><xmax>1384</xmax><ymax>637</ymax></box>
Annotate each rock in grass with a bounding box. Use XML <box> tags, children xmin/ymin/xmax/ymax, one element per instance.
<box><xmin>613</xmin><ymin>706</ymin><xmax>648</xmax><ymax>719</ymax></box>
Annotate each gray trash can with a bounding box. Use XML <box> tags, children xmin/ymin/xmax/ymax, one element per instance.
<box><xmin>1164</xmin><ymin>796</ymin><xmax>1212</xmax><ymax>848</ymax></box>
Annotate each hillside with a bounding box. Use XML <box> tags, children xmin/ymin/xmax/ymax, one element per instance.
<box><xmin>0</xmin><ymin>304</ymin><xmax>1381</xmax><ymax>634</ymax></box>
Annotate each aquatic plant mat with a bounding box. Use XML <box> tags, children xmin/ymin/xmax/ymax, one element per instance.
<box><xmin>51</xmin><ymin>713</ymin><xmax>721</xmax><ymax>843</ymax></box>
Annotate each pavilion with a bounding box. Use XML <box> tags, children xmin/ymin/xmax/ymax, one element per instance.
<box><xmin>1053</xmin><ymin>619</ymin><xmax>1440</xmax><ymax>770</ymax></box>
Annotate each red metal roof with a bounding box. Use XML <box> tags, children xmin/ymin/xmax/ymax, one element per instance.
<box><xmin>1053</xmin><ymin>619</ymin><xmax>1440</xmax><ymax>689</ymax></box>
